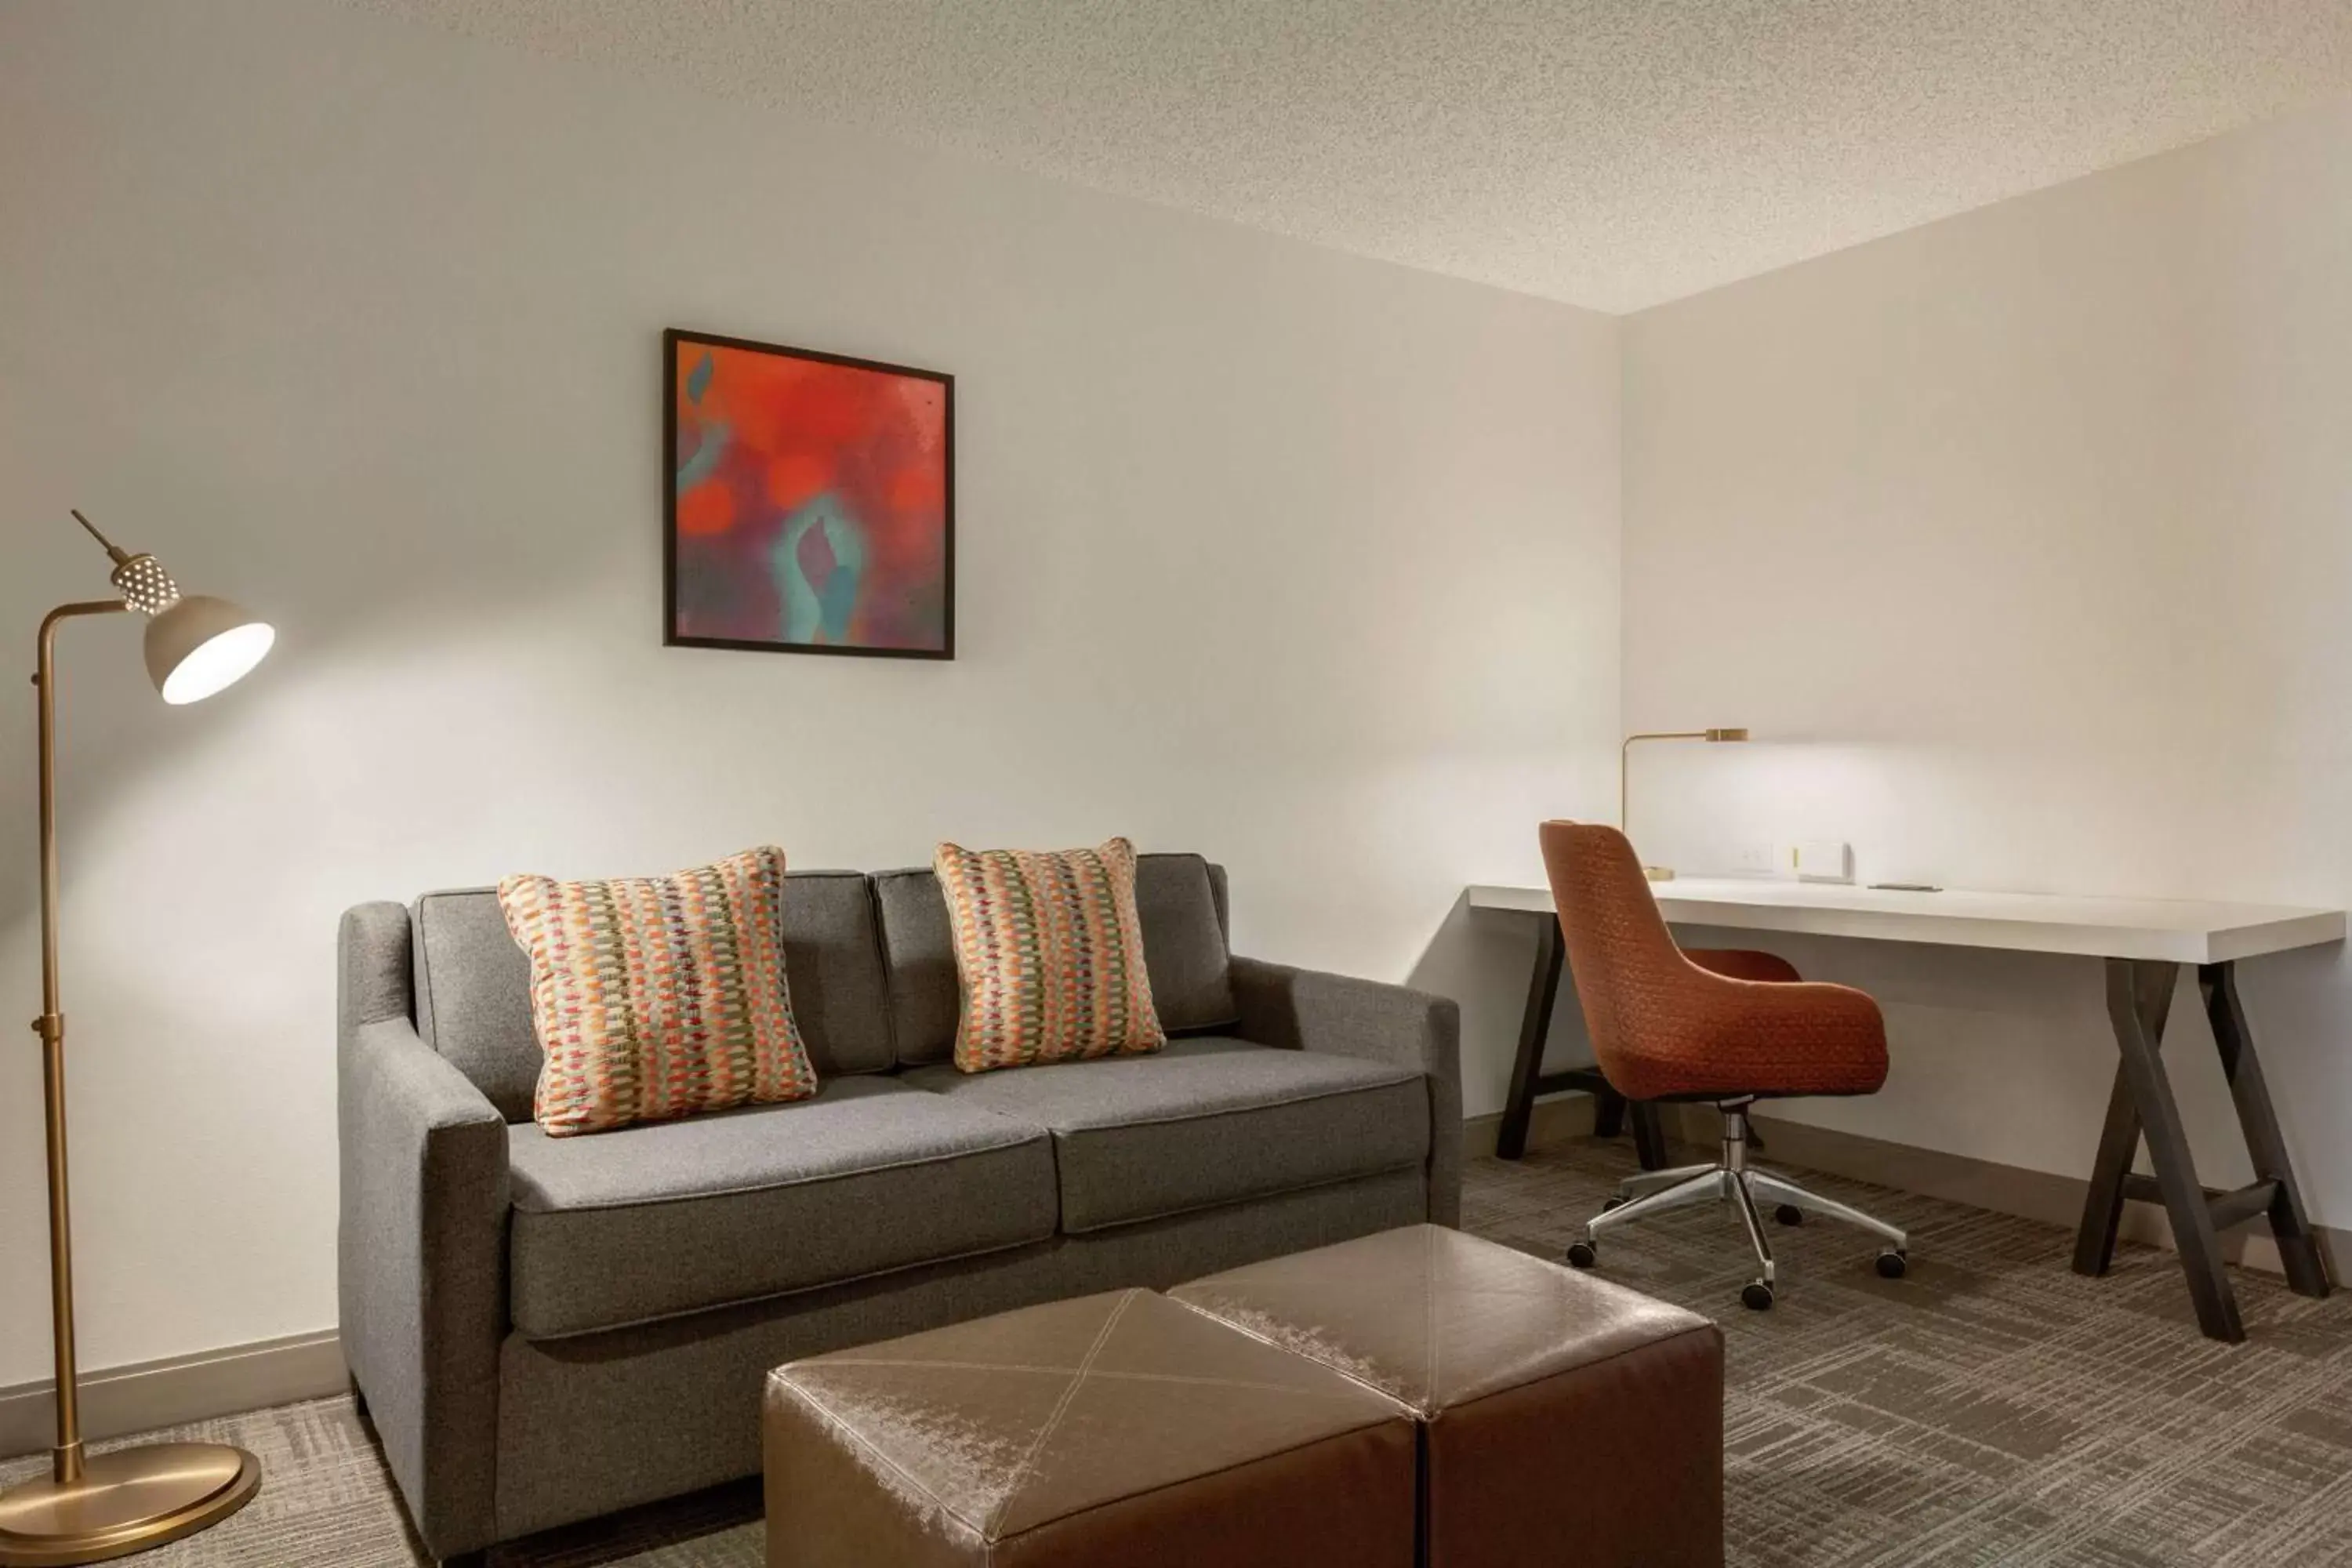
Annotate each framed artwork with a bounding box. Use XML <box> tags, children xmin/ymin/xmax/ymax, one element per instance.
<box><xmin>665</xmin><ymin>328</ymin><xmax>953</xmax><ymax>659</ymax></box>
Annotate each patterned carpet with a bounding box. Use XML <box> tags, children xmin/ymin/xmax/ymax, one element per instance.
<box><xmin>1468</xmin><ymin>1141</ymin><xmax>2352</xmax><ymax>1568</ymax></box>
<box><xmin>7</xmin><ymin>1138</ymin><xmax>2350</xmax><ymax>1566</ymax></box>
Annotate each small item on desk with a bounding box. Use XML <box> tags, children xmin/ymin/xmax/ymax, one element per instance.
<box><xmin>1793</xmin><ymin>840</ymin><xmax>1853</xmax><ymax>884</ymax></box>
<box><xmin>1869</xmin><ymin>881</ymin><xmax>1943</xmax><ymax>892</ymax></box>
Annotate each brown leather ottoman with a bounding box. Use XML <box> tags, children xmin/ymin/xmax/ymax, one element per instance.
<box><xmin>764</xmin><ymin>1287</ymin><xmax>1417</xmax><ymax>1567</ymax></box>
<box><xmin>1172</xmin><ymin>1224</ymin><xmax>1724</xmax><ymax>1568</ymax></box>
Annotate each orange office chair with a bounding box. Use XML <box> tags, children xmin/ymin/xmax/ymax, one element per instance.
<box><xmin>1540</xmin><ymin>819</ymin><xmax>1908</xmax><ymax>1309</ymax></box>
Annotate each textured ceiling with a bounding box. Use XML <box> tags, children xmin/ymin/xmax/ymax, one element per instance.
<box><xmin>351</xmin><ymin>0</ymin><xmax>2352</xmax><ymax>313</ymax></box>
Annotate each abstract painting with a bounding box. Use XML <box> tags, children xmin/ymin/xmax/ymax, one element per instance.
<box><xmin>665</xmin><ymin>328</ymin><xmax>953</xmax><ymax>659</ymax></box>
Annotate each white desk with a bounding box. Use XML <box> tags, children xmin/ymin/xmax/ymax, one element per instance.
<box><xmin>1471</xmin><ymin>877</ymin><xmax>2343</xmax><ymax>1342</ymax></box>
<box><xmin>1468</xmin><ymin>880</ymin><xmax>2343</xmax><ymax>966</ymax></box>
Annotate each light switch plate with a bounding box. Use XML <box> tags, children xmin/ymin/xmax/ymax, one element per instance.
<box><xmin>1794</xmin><ymin>840</ymin><xmax>1853</xmax><ymax>884</ymax></box>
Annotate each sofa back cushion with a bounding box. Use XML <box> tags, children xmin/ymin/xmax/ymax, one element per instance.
<box><xmin>876</xmin><ymin>852</ymin><xmax>1236</xmax><ymax>1069</ymax></box>
<box><xmin>412</xmin><ymin>886</ymin><xmax>540</xmax><ymax>1121</ymax></box>
<box><xmin>413</xmin><ymin>869</ymin><xmax>895</xmax><ymax>1121</ymax></box>
<box><xmin>769</xmin><ymin>872</ymin><xmax>898</xmax><ymax>1080</ymax></box>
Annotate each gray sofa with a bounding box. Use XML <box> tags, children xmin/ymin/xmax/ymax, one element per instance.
<box><xmin>337</xmin><ymin>853</ymin><xmax>1461</xmax><ymax>1564</ymax></box>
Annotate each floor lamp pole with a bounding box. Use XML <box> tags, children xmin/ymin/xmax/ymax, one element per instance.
<box><xmin>34</xmin><ymin>601</ymin><xmax>127</xmax><ymax>1489</ymax></box>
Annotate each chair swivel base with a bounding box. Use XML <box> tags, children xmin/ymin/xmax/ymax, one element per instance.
<box><xmin>1564</xmin><ymin>1105</ymin><xmax>1907</xmax><ymax>1311</ymax></box>
<box><xmin>0</xmin><ymin>1443</ymin><xmax>260</xmax><ymax>1566</ymax></box>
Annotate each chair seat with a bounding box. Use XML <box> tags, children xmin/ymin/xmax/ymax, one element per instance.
<box><xmin>506</xmin><ymin>1077</ymin><xmax>1058</xmax><ymax>1338</ymax></box>
<box><xmin>902</xmin><ymin>1038</ymin><xmax>1428</xmax><ymax>1232</ymax></box>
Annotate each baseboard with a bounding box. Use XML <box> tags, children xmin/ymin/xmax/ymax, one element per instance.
<box><xmin>0</xmin><ymin>1329</ymin><xmax>346</xmax><ymax>1461</ymax></box>
<box><xmin>1462</xmin><ymin>1092</ymin><xmax>1599</xmax><ymax>1160</ymax></box>
<box><xmin>1653</xmin><ymin>1105</ymin><xmax>2348</xmax><ymax>1279</ymax></box>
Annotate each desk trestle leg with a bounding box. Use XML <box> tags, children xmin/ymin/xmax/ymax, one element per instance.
<box><xmin>1496</xmin><ymin>916</ymin><xmax>1670</xmax><ymax>1170</ymax></box>
<box><xmin>2071</xmin><ymin>956</ymin><xmax>2332</xmax><ymax>1344</ymax></box>
<box><xmin>1496</xmin><ymin>919</ymin><xmax>1566</xmax><ymax>1160</ymax></box>
<box><xmin>2072</xmin><ymin>960</ymin><xmax>2174</xmax><ymax>1280</ymax></box>
<box><xmin>2201</xmin><ymin>962</ymin><xmax>2331</xmax><ymax>1300</ymax></box>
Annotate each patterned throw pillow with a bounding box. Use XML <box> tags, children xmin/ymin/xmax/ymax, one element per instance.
<box><xmin>935</xmin><ymin>837</ymin><xmax>1167</xmax><ymax>1073</ymax></box>
<box><xmin>498</xmin><ymin>847</ymin><xmax>818</xmax><ymax>1135</ymax></box>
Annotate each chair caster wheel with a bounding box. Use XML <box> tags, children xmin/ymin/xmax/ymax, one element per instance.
<box><xmin>1566</xmin><ymin>1240</ymin><xmax>1598</xmax><ymax>1269</ymax></box>
<box><xmin>1774</xmin><ymin>1203</ymin><xmax>1804</xmax><ymax>1226</ymax></box>
<box><xmin>1740</xmin><ymin>1281</ymin><xmax>1774</xmax><ymax>1311</ymax></box>
<box><xmin>1875</xmin><ymin>1250</ymin><xmax>1907</xmax><ymax>1279</ymax></box>
<box><xmin>1601</xmin><ymin>1196</ymin><xmax>1625</xmax><ymax>1212</ymax></box>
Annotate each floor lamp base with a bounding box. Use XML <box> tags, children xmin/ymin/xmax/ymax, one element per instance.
<box><xmin>0</xmin><ymin>1443</ymin><xmax>260</xmax><ymax>1566</ymax></box>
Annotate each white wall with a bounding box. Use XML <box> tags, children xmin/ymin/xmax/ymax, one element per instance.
<box><xmin>1623</xmin><ymin>98</ymin><xmax>2352</xmax><ymax>1229</ymax></box>
<box><xmin>0</xmin><ymin>0</ymin><xmax>1621</xmax><ymax>1387</ymax></box>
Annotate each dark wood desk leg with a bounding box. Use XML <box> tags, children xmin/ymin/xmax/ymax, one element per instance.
<box><xmin>2072</xmin><ymin>1064</ymin><xmax>2141</xmax><ymax>1277</ymax></box>
<box><xmin>1497</xmin><ymin>916</ymin><xmax>1563</xmax><ymax>1160</ymax></box>
<box><xmin>2202</xmin><ymin>961</ymin><xmax>2332</xmax><ymax>1300</ymax></box>
<box><xmin>2102</xmin><ymin>957</ymin><xmax>2244</xmax><ymax>1342</ymax></box>
<box><xmin>2074</xmin><ymin>964</ymin><xmax>2169</xmax><ymax>1277</ymax></box>
<box><xmin>1629</xmin><ymin>1102</ymin><xmax>1668</xmax><ymax>1171</ymax></box>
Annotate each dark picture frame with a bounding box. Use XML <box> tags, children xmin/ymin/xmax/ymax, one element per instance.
<box><xmin>663</xmin><ymin>327</ymin><xmax>955</xmax><ymax>660</ymax></box>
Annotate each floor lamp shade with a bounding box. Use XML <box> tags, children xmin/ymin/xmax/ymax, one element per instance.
<box><xmin>0</xmin><ymin>512</ymin><xmax>273</xmax><ymax>1566</ymax></box>
<box><xmin>146</xmin><ymin>595</ymin><xmax>274</xmax><ymax>704</ymax></box>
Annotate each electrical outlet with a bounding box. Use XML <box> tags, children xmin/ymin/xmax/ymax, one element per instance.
<box><xmin>1732</xmin><ymin>844</ymin><xmax>1776</xmax><ymax>875</ymax></box>
<box><xmin>1795</xmin><ymin>840</ymin><xmax>1855</xmax><ymax>884</ymax></box>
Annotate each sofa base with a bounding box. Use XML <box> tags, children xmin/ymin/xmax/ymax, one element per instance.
<box><xmin>485</xmin><ymin>1168</ymin><xmax>1428</xmax><ymax>1543</ymax></box>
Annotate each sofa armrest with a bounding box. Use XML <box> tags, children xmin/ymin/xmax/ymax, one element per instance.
<box><xmin>1230</xmin><ymin>954</ymin><xmax>1464</xmax><ymax>1227</ymax></box>
<box><xmin>339</xmin><ymin>902</ymin><xmax>508</xmax><ymax>1560</ymax></box>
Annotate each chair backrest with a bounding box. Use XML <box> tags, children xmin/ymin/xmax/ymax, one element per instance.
<box><xmin>1537</xmin><ymin>819</ymin><xmax>1697</xmax><ymax>1085</ymax></box>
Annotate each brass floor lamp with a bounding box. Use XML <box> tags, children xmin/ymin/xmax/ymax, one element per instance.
<box><xmin>0</xmin><ymin>513</ymin><xmax>275</xmax><ymax>1566</ymax></box>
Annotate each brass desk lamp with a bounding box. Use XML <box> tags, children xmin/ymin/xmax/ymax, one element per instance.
<box><xmin>0</xmin><ymin>511</ymin><xmax>275</xmax><ymax>1566</ymax></box>
<box><xmin>1621</xmin><ymin>728</ymin><xmax>1748</xmax><ymax>881</ymax></box>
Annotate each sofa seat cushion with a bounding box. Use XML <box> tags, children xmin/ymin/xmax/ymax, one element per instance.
<box><xmin>505</xmin><ymin>1077</ymin><xmax>1058</xmax><ymax>1338</ymax></box>
<box><xmin>902</xmin><ymin>1038</ymin><xmax>1428</xmax><ymax>1233</ymax></box>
